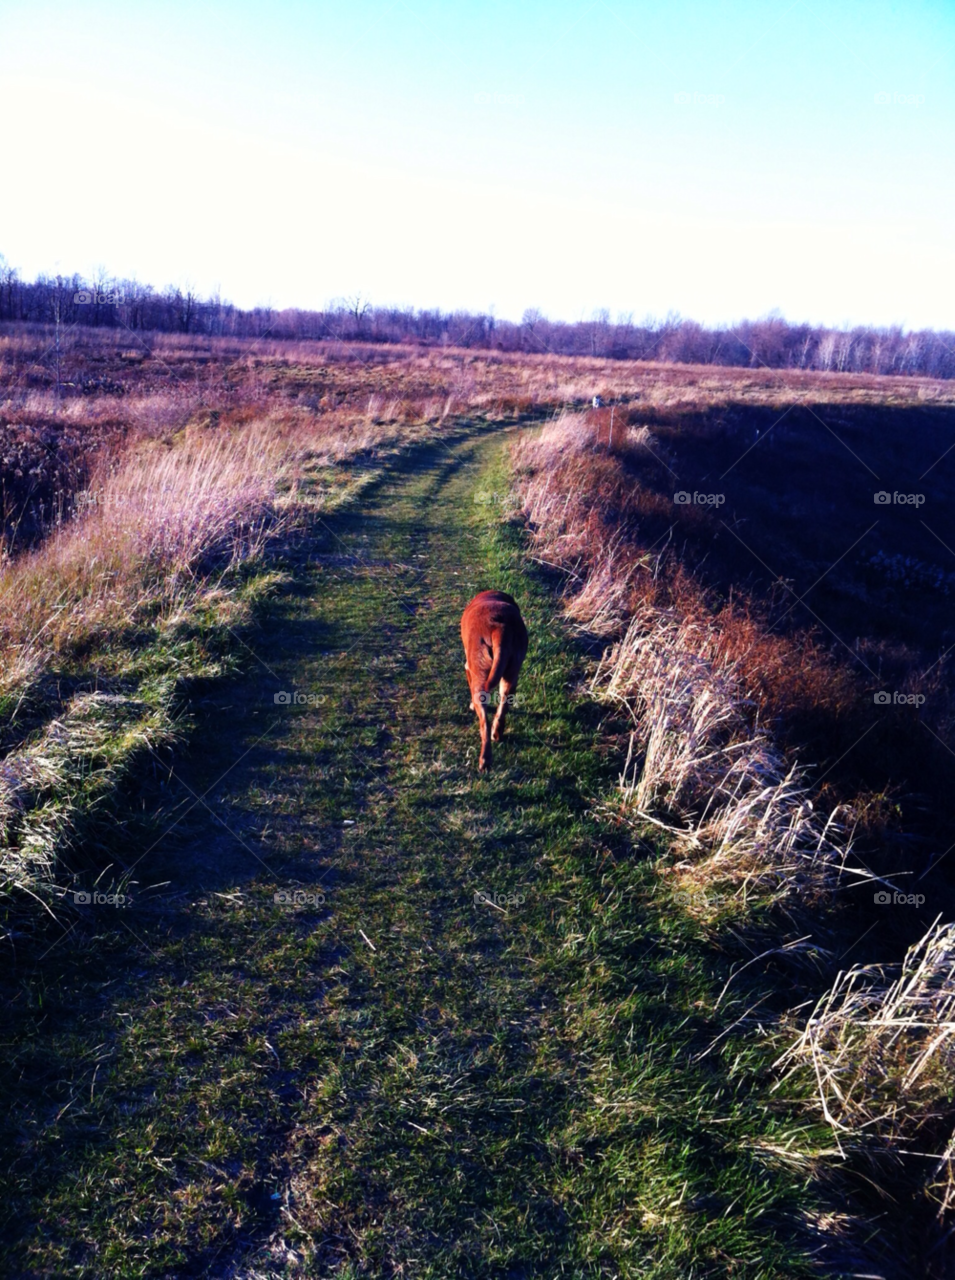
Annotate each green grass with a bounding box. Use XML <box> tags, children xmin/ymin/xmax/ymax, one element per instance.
<box><xmin>0</xmin><ymin>424</ymin><xmax>862</xmax><ymax>1277</ymax></box>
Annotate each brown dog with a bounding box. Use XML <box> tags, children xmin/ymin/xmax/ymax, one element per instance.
<box><xmin>461</xmin><ymin>590</ymin><xmax>529</xmax><ymax>771</ymax></box>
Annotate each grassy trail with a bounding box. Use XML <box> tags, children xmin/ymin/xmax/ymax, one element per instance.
<box><xmin>1</xmin><ymin>425</ymin><xmax>826</xmax><ymax>1278</ymax></box>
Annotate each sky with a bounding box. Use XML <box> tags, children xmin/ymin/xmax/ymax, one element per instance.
<box><xmin>0</xmin><ymin>0</ymin><xmax>952</xmax><ymax>328</ymax></box>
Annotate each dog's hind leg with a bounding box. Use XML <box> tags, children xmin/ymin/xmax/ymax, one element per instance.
<box><xmin>471</xmin><ymin>680</ymin><xmax>493</xmax><ymax>771</ymax></box>
<box><xmin>491</xmin><ymin>676</ymin><xmax>516</xmax><ymax>742</ymax></box>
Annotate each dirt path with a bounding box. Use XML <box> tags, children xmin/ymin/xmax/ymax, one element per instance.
<box><xmin>1</xmin><ymin>426</ymin><xmax>824</xmax><ymax>1279</ymax></box>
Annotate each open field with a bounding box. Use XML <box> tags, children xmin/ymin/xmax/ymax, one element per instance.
<box><xmin>2</xmin><ymin>326</ymin><xmax>955</xmax><ymax>1276</ymax></box>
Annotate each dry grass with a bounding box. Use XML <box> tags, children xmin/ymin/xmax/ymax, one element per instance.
<box><xmin>511</xmin><ymin>403</ymin><xmax>955</xmax><ymax>1246</ymax></box>
<box><xmin>0</xmin><ymin>419</ymin><xmax>293</xmax><ymax>691</ymax></box>
<box><xmin>514</xmin><ymin>407</ymin><xmax>871</xmax><ymax>765</ymax></box>
<box><xmin>0</xmin><ymin>411</ymin><xmax>389</xmax><ymax>914</ymax></box>
<box><xmin>0</xmin><ymin>338</ymin><xmax>463</xmax><ymax>916</ymax></box>
<box><xmin>0</xmin><ymin>690</ymin><xmax>179</xmax><ymax>904</ymax></box>
<box><xmin>591</xmin><ymin>609</ymin><xmax>854</xmax><ymax>901</ymax></box>
<box><xmin>513</xmin><ymin>411</ymin><xmax>859</xmax><ymax>904</ymax></box>
<box><xmin>0</xmin><ymin>394</ymin><xmax>434</xmax><ymax>699</ymax></box>
<box><xmin>777</xmin><ymin>918</ymin><xmax>955</xmax><ymax>1215</ymax></box>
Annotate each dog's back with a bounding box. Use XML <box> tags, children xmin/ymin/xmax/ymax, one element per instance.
<box><xmin>461</xmin><ymin>591</ymin><xmax>528</xmax><ymax>771</ymax></box>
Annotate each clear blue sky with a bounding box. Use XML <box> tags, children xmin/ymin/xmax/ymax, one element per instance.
<box><xmin>0</xmin><ymin>0</ymin><xmax>952</xmax><ymax>327</ymax></box>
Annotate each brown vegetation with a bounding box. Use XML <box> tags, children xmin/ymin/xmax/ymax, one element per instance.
<box><xmin>510</xmin><ymin>398</ymin><xmax>955</xmax><ymax>1260</ymax></box>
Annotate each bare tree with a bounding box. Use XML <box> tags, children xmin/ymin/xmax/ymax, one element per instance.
<box><xmin>346</xmin><ymin>293</ymin><xmax>371</xmax><ymax>338</ymax></box>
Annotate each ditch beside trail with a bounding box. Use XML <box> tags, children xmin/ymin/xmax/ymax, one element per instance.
<box><xmin>2</xmin><ymin>424</ymin><xmax>833</xmax><ymax>1279</ymax></box>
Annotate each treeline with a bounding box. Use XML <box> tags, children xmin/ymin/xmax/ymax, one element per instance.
<box><xmin>2</xmin><ymin>258</ymin><xmax>953</xmax><ymax>378</ymax></box>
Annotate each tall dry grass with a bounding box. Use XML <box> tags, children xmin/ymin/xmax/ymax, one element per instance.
<box><xmin>0</xmin><ymin>410</ymin><xmax>391</xmax><ymax>694</ymax></box>
<box><xmin>0</xmin><ymin>326</ymin><xmax>502</xmax><ymax>701</ymax></box>
<box><xmin>0</xmin><ymin>416</ymin><xmax>300</xmax><ymax>906</ymax></box>
<box><xmin>0</xmin><ymin>397</ymin><xmax>440</xmax><ymax>913</ymax></box>
<box><xmin>777</xmin><ymin>918</ymin><xmax>955</xmax><ymax>1216</ymax></box>
<box><xmin>0</xmin><ymin>424</ymin><xmax>267</xmax><ymax>688</ymax></box>
<box><xmin>514</xmin><ymin>411</ymin><xmax>859</xmax><ymax>903</ymax></box>
<box><xmin>512</xmin><ymin>408</ymin><xmax>955</xmax><ymax>1232</ymax></box>
<box><xmin>591</xmin><ymin>607</ymin><xmax>861</xmax><ymax>900</ymax></box>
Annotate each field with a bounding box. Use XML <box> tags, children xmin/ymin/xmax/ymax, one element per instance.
<box><xmin>1</xmin><ymin>324</ymin><xmax>955</xmax><ymax>1278</ymax></box>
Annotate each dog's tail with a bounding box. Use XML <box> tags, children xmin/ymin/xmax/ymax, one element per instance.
<box><xmin>485</xmin><ymin>628</ymin><xmax>508</xmax><ymax>692</ymax></box>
